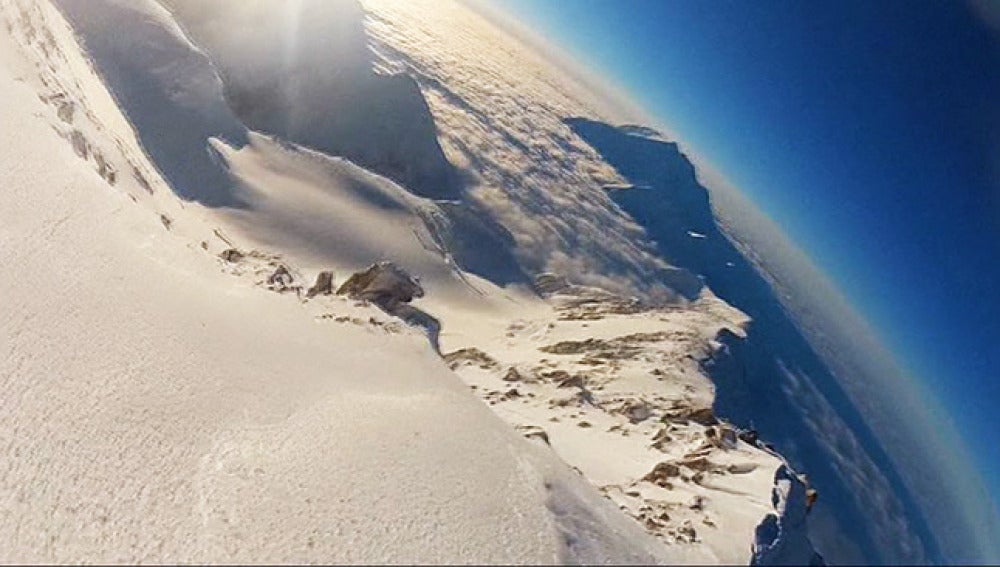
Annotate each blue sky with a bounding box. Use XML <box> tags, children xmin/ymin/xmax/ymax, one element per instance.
<box><xmin>490</xmin><ymin>0</ymin><xmax>999</xmax><ymax>550</ymax></box>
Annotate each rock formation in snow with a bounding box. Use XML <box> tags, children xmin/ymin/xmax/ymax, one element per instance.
<box><xmin>337</xmin><ymin>262</ymin><xmax>425</xmax><ymax>307</ymax></box>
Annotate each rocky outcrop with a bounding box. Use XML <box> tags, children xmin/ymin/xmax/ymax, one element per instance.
<box><xmin>534</xmin><ymin>273</ymin><xmax>571</xmax><ymax>296</ymax></box>
<box><xmin>443</xmin><ymin>347</ymin><xmax>499</xmax><ymax>371</ymax></box>
<box><xmin>306</xmin><ymin>271</ymin><xmax>335</xmax><ymax>298</ymax></box>
<box><xmin>617</xmin><ymin>399</ymin><xmax>652</xmax><ymax>424</ymax></box>
<box><xmin>219</xmin><ymin>248</ymin><xmax>244</xmax><ymax>263</ymax></box>
<box><xmin>643</xmin><ymin>462</ymin><xmax>681</xmax><ymax>488</ymax></box>
<box><xmin>661</xmin><ymin>406</ymin><xmax>718</xmax><ymax>427</ymax></box>
<box><xmin>265</xmin><ymin>264</ymin><xmax>291</xmax><ymax>287</ymax></box>
<box><xmin>336</xmin><ymin>262</ymin><xmax>424</xmax><ymax>309</ymax></box>
<box><xmin>705</xmin><ymin>424</ymin><xmax>738</xmax><ymax>450</ymax></box>
<box><xmin>337</xmin><ymin>263</ymin><xmax>439</xmax><ymax>351</ymax></box>
<box><xmin>503</xmin><ymin>367</ymin><xmax>526</xmax><ymax>382</ymax></box>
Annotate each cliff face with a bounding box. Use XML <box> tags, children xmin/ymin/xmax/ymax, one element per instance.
<box><xmin>751</xmin><ymin>466</ymin><xmax>825</xmax><ymax>566</ymax></box>
<box><xmin>703</xmin><ymin>331</ymin><xmax>823</xmax><ymax>566</ymax></box>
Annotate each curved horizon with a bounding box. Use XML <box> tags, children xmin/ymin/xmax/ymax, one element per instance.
<box><xmin>473</xmin><ymin>0</ymin><xmax>1000</xmax><ymax>563</ymax></box>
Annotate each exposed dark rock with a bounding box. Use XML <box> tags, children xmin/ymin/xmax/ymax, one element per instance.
<box><xmin>540</xmin><ymin>338</ymin><xmax>607</xmax><ymax>355</ymax></box>
<box><xmin>706</xmin><ymin>424</ymin><xmax>738</xmax><ymax>449</ymax></box>
<box><xmin>219</xmin><ymin>248</ymin><xmax>244</xmax><ymax>263</ymax></box>
<box><xmin>617</xmin><ymin>399</ymin><xmax>652</xmax><ymax>423</ymax></box>
<box><xmin>727</xmin><ymin>462</ymin><xmax>760</xmax><ymax>474</ymax></box>
<box><xmin>534</xmin><ymin>272</ymin><xmax>570</xmax><ymax>296</ymax></box>
<box><xmin>337</xmin><ymin>262</ymin><xmax>423</xmax><ymax>309</ymax></box>
<box><xmin>541</xmin><ymin>370</ymin><xmax>570</xmax><ymax>382</ymax></box>
<box><xmin>546</xmin><ymin>371</ymin><xmax>585</xmax><ymax>389</ymax></box>
<box><xmin>306</xmin><ymin>271</ymin><xmax>335</xmax><ymax>298</ymax></box>
<box><xmin>643</xmin><ymin>462</ymin><xmax>681</xmax><ymax>487</ymax></box>
<box><xmin>56</xmin><ymin>100</ymin><xmax>75</xmax><ymax>123</ymax></box>
<box><xmin>689</xmin><ymin>495</ymin><xmax>705</xmax><ymax>511</ymax></box>
<box><xmin>539</xmin><ymin>337</ymin><xmax>644</xmax><ymax>363</ymax></box>
<box><xmin>443</xmin><ymin>348</ymin><xmax>498</xmax><ymax>370</ymax></box>
<box><xmin>662</xmin><ymin>406</ymin><xmax>718</xmax><ymax>426</ymax></box>
<box><xmin>676</xmin><ymin>521</ymin><xmax>698</xmax><ymax>542</ymax></box>
<box><xmin>688</xmin><ymin>408</ymin><xmax>718</xmax><ymax>426</ymax></box>
<box><xmin>679</xmin><ymin>457</ymin><xmax>713</xmax><ymax>473</ymax></box>
<box><xmin>503</xmin><ymin>367</ymin><xmax>523</xmax><ymax>382</ymax></box>
<box><xmin>738</xmin><ymin>428</ymin><xmax>760</xmax><ymax>446</ymax></box>
<box><xmin>267</xmin><ymin>265</ymin><xmax>294</xmax><ymax>291</ymax></box>
<box><xmin>651</xmin><ymin>427</ymin><xmax>674</xmax><ymax>451</ymax></box>
<box><xmin>335</xmin><ymin>264</ymin><xmax>438</xmax><ymax>351</ymax></box>
<box><xmin>69</xmin><ymin>129</ymin><xmax>89</xmax><ymax>159</ymax></box>
<box><xmin>94</xmin><ymin>152</ymin><xmax>116</xmax><ymax>184</ymax></box>
<box><xmin>806</xmin><ymin>488</ymin><xmax>819</xmax><ymax>514</ymax></box>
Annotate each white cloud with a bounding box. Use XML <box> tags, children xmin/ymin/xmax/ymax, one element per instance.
<box><xmin>362</xmin><ymin>0</ymin><xmax>684</xmax><ymax>298</ymax></box>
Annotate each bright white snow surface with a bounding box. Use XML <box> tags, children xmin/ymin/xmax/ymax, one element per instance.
<box><xmin>0</xmin><ymin>0</ymin><xmax>816</xmax><ymax>563</ymax></box>
<box><xmin>0</xmin><ymin>3</ymin><xmax>678</xmax><ymax>563</ymax></box>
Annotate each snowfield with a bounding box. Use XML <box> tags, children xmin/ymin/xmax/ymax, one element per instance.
<box><xmin>0</xmin><ymin>0</ymin><xmax>819</xmax><ymax>563</ymax></box>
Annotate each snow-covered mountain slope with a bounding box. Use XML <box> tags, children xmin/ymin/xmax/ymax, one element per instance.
<box><xmin>564</xmin><ymin>115</ymin><xmax>946</xmax><ymax>563</ymax></box>
<box><xmin>0</xmin><ymin>3</ymin><xmax>684</xmax><ymax>563</ymax></box>
<box><xmin>0</xmin><ymin>0</ymin><xmax>820</xmax><ymax>563</ymax></box>
<box><xmin>48</xmin><ymin>0</ymin><xmax>248</xmax><ymax>206</ymax></box>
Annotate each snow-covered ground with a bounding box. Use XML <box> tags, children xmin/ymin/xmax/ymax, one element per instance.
<box><xmin>0</xmin><ymin>0</ymin><xmax>819</xmax><ymax>563</ymax></box>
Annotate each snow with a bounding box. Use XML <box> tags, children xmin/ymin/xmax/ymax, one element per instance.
<box><xmin>50</xmin><ymin>0</ymin><xmax>248</xmax><ymax>205</ymax></box>
<box><xmin>0</xmin><ymin>4</ymin><xmax>673</xmax><ymax>563</ymax></box>
<box><xmin>0</xmin><ymin>0</ymin><xmax>820</xmax><ymax>563</ymax></box>
<box><xmin>210</xmin><ymin>133</ymin><xmax>483</xmax><ymax>309</ymax></box>
<box><xmin>436</xmin><ymin>282</ymin><xmax>797</xmax><ymax>564</ymax></box>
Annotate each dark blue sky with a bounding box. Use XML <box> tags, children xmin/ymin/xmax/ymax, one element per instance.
<box><xmin>493</xmin><ymin>0</ymin><xmax>1000</xmax><ymax>524</ymax></box>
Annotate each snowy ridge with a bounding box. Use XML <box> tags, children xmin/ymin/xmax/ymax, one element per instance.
<box><xmin>50</xmin><ymin>0</ymin><xmax>248</xmax><ymax>205</ymax></box>
<box><xmin>0</xmin><ymin>0</ymin><xmax>819</xmax><ymax>563</ymax></box>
